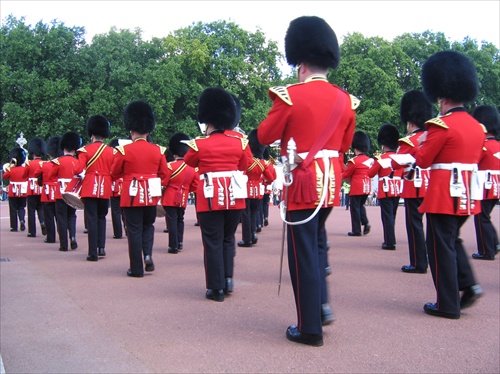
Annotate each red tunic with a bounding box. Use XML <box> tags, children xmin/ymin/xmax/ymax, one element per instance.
<box><xmin>342</xmin><ymin>154</ymin><xmax>372</xmax><ymax>196</ymax></box>
<box><xmin>414</xmin><ymin>111</ymin><xmax>486</xmax><ymax>215</ymax></box>
<box><xmin>48</xmin><ymin>155</ymin><xmax>83</xmax><ymax>200</ymax></box>
<box><xmin>368</xmin><ymin>152</ymin><xmax>403</xmax><ymax>199</ymax></box>
<box><xmin>110</xmin><ymin>138</ymin><xmax>169</xmax><ymax>208</ymax></box>
<box><xmin>184</xmin><ymin>131</ymin><xmax>249</xmax><ymax>212</ymax></box>
<box><xmin>25</xmin><ymin>158</ymin><xmax>44</xmax><ymax>196</ymax></box>
<box><xmin>246</xmin><ymin>157</ymin><xmax>277</xmax><ymax>199</ymax></box>
<box><xmin>2</xmin><ymin>165</ymin><xmax>29</xmax><ymax>197</ymax></box>
<box><xmin>34</xmin><ymin>161</ymin><xmax>58</xmax><ymax>203</ymax></box>
<box><xmin>257</xmin><ymin>76</ymin><xmax>357</xmax><ymax>210</ymax></box>
<box><xmin>477</xmin><ymin>137</ymin><xmax>500</xmax><ymax>200</ymax></box>
<box><xmin>161</xmin><ymin>159</ymin><xmax>197</xmax><ymax>208</ymax></box>
<box><xmin>76</xmin><ymin>142</ymin><xmax>115</xmax><ymax>199</ymax></box>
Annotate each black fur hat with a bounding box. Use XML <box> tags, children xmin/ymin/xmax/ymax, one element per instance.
<box><xmin>9</xmin><ymin>147</ymin><xmax>26</xmax><ymax>166</ymax></box>
<box><xmin>27</xmin><ymin>137</ymin><xmax>47</xmax><ymax>157</ymax></box>
<box><xmin>472</xmin><ymin>105</ymin><xmax>500</xmax><ymax>136</ymax></box>
<box><xmin>351</xmin><ymin>131</ymin><xmax>370</xmax><ymax>153</ymax></box>
<box><xmin>197</xmin><ymin>87</ymin><xmax>237</xmax><ymax>130</ymax></box>
<box><xmin>168</xmin><ymin>132</ymin><xmax>190</xmax><ymax>157</ymax></box>
<box><xmin>86</xmin><ymin>115</ymin><xmax>110</xmax><ymax>138</ymax></box>
<box><xmin>60</xmin><ymin>131</ymin><xmax>82</xmax><ymax>152</ymax></box>
<box><xmin>377</xmin><ymin>123</ymin><xmax>400</xmax><ymax>150</ymax></box>
<box><xmin>124</xmin><ymin>100</ymin><xmax>156</xmax><ymax>134</ymax></box>
<box><xmin>248</xmin><ymin>129</ymin><xmax>265</xmax><ymax>159</ymax></box>
<box><xmin>226</xmin><ymin>93</ymin><xmax>242</xmax><ymax>130</ymax></box>
<box><xmin>400</xmin><ymin>90</ymin><xmax>434</xmax><ymax>130</ymax></box>
<box><xmin>285</xmin><ymin>16</ymin><xmax>340</xmax><ymax>69</ymax></box>
<box><xmin>108</xmin><ymin>138</ymin><xmax>119</xmax><ymax>148</ymax></box>
<box><xmin>47</xmin><ymin>136</ymin><xmax>62</xmax><ymax>158</ymax></box>
<box><xmin>421</xmin><ymin>51</ymin><xmax>478</xmax><ymax>104</ymax></box>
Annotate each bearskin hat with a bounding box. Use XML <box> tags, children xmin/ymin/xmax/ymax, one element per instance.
<box><xmin>285</xmin><ymin>16</ymin><xmax>340</xmax><ymax>69</ymax></box>
<box><xmin>377</xmin><ymin>123</ymin><xmax>400</xmax><ymax>150</ymax></box>
<box><xmin>27</xmin><ymin>137</ymin><xmax>47</xmax><ymax>157</ymax></box>
<box><xmin>400</xmin><ymin>90</ymin><xmax>434</xmax><ymax>130</ymax></box>
<box><xmin>124</xmin><ymin>100</ymin><xmax>156</xmax><ymax>134</ymax></box>
<box><xmin>86</xmin><ymin>115</ymin><xmax>110</xmax><ymax>138</ymax></box>
<box><xmin>47</xmin><ymin>136</ymin><xmax>62</xmax><ymax>158</ymax></box>
<box><xmin>472</xmin><ymin>105</ymin><xmax>500</xmax><ymax>136</ymax></box>
<box><xmin>108</xmin><ymin>138</ymin><xmax>119</xmax><ymax>148</ymax></box>
<box><xmin>197</xmin><ymin>87</ymin><xmax>237</xmax><ymax>130</ymax></box>
<box><xmin>226</xmin><ymin>93</ymin><xmax>242</xmax><ymax>130</ymax></box>
<box><xmin>351</xmin><ymin>131</ymin><xmax>370</xmax><ymax>153</ymax></box>
<box><xmin>60</xmin><ymin>131</ymin><xmax>82</xmax><ymax>152</ymax></box>
<box><xmin>263</xmin><ymin>146</ymin><xmax>270</xmax><ymax>161</ymax></box>
<box><xmin>9</xmin><ymin>147</ymin><xmax>26</xmax><ymax>166</ymax></box>
<box><xmin>248</xmin><ymin>129</ymin><xmax>265</xmax><ymax>159</ymax></box>
<box><xmin>168</xmin><ymin>132</ymin><xmax>190</xmax><ymax>157</ymax></box>
<box><xmin>421</xmin><ymin>51</ymin><xmax>478</xmax><ymax>104</ymax></box>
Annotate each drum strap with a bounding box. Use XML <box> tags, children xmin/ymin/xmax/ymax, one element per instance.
<box><xmin>86</xmin><ymin>143</ymin><xmax>107</xmax><ymax>169</ymax></box>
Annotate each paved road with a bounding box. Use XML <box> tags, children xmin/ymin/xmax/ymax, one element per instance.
<box><xmin>1</xmin><ymin>201</ymin><xmax>499</xmax><ymax>373</ymax></box>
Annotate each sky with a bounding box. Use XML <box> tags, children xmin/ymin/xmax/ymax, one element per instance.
<box><xmin>1</xmin><ymin>0</ymin><xmax>499</xmax><ymax>74</ymax></box>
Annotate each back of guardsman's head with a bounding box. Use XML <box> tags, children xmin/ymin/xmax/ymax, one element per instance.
<box><xmin>421</xmin><ymin>50</ymin><xmax>478</xmax><ymax>104</ymax></box>
<box><xmin>377</xmin><ymin>123</ymin><xmax>400</xmax><ymax>150</ymax></box>
<box><xmin>9</xmin><ymin>147</ymin><xmax>26</xmax><ymax>166</ymax></box>
<box><xmin>86</xmin><ymin>115</ymin><xmax>110</xmax><ymax>139</ymax></box>
<box><xmin>197</xmin><ymin>87</ymin><xmax>237</xmax><ymax>131</ymax></box>
<box><xmin>248</xmin><ymin>129</ymin><xmax>265</xmax><ymax>159</ymax></box>
<box><xmin>47</xmin><ymin>136</ymin><xmax>62</xmax><ymax>158</ymax></box>
<box><xmin>225</xmin><ymin>94</ymin><xmax>242</xmax><ymax>131</ymax></box>
<box><xmin>60</xmin><ymin>131</ymin><xmax>82</xmax><ymax>152</ymax></box>
<box><xmin>351</xmin><ymin>131</ymin><xmax>370</xmax><ymax>153</ymax></box>
<box><xmin>124</xmin><ymin>100</ymin><xmax>156</xmax><ymax>134</ymax></box>
<box><xmin>285</xmin><ymin>16</ymin><xmax>340</xmax><ymax>69</ymax></box>
<box><xmin>27</xmin><ymin>137</ymin><xmax>47</xmax><ymax>158</ymax></box>
<box><xmin>472</xmin><ymin>105</ymin><xmax>500</xmax><ymax>137</ymax></box>
<box><xmin>400</xmin><ymin>90</ymin><xmax>434</xmax><ymax>130</ymax></box>
<box><xmin>169</xmin><ymin>132</ymin><xmax>190</xmax><ymax>157</ymax></box>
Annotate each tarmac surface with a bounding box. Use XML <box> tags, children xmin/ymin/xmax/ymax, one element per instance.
<box><xmin>0</xmin><ymin>200</ymin><xmax>499</xmax><ymax>374</ymax></box>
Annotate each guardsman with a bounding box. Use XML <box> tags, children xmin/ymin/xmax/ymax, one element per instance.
<box><xmin>76</xmin><ymin>115</ymin><xmax>114</xmax><ymax>261</ymax></box>
<box><xmin>2</xmin><ymin>147</ymin><xmax>29</xmax><ymax>232</ymax></box>
<box><xmin>342</xmin><ymin>131</ymin><xmax>373</xmax><ymax>237</ymax></box>
<box><xmin>368</xmin><ymin>124</ymin><xmax>403</xmax><ymax>250</ymax></box>
<box><xmin>257</xmin><ymin>16</ymin><xmax>357</xmax><ymax>346</ymax></box>
<box><xmin>110</xmin><ymin>101</ymin><xmax>169</xmax><ymax>278</ymax></box>
<box><xmin>184</xmin><ymin>87</ymin><xmax>249</xmax><ymax>302</ymax></box>
<box><xmin>414</xmin><ymin>51</ymin><xmax>485</xmax><ymax>319</ymax></box>
<box><xmin>471</xmin><ymin>105</ymin><xmax>500</xmax><ymax>260</ymax></box>
<box><xmin>26</xmin><ymin>138</ymin><xmax>47</xmax><ymax>238</ymax></box>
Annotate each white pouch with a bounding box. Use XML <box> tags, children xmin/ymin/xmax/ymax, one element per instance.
<box><xmin>148</xmin><ymin>177</ymin><xmax>162</xmax><ymax>197</ymax></box>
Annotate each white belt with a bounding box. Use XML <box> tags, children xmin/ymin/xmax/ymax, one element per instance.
<box><xmin>381</xmin><ymin>176</ymin><xmax>402</xmax><ymax>180</ymax></box>
<box><xmin>199</xmin><ymin>171</ymin><xmax>236</xmax><ymax>179</ymax></box>
<box><xmin>297</xmin><ymin>149</ymin><xmax>339</xmax><ymax>160</ymax></box>
<box><xmin>430</xmin><ymin>163</ymin><xmax>477</xmax><ymax>171</ymax></box>
<box><xmin>404</xmin><ymin>166</ymin><xmax>429</xmax><ymax>172</ymax></box>
<box><xmin>58</xmin><ymin>178</ymin><xmax>72</xmax><ymax>183</ymax></box>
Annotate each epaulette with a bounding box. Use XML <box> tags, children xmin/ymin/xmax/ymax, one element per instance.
<box><xmin>349</xmin><ymin>95</ymin><xmax>361</xmax><ymax>110</ymax></box>
<box><xmin>186</xmin><ymin>139</ymin><xmax>199</xmax><ymax>152</ymax></box>
<box><xmin>348</xmin><ymin>158</ymin><xmax>355</xmax><ymax>164</ymax></box>
<box><xmin>77</xmin><ymin>146</ymin><xmax>87</xmax><ymax>153</ymax></box>
<box><xmin>39</xmin><ymin>160</ymin><xmax>44</xmax><ymax>168</ymax></box>
<box><xmin>114</xmin><ymin>146</ymin><xmax>125</xmax><ymax>155</ymax></box>
<box><xmin>159</xmin><ymin>145</ymin><xmax>167</xmax><ymax>155</ymax></box>
<box><xmin>167</xmin><ymin>163</ymin><xmax>173</xmax><ymax>171</ymax></box>
<box><xmin>374</xmin><ymin>155</ymin><xmax>381</xmax><ymax>160</ymax></box>
<box><xmin>398</xmin><ymin>136</ymin><xmax>414</xmax><ymax>147</ymax></box>
<box><xmin>52</xmin><ymin>159</ymin><xmax>60</xmax><ymax>165</ymax></box>
<box><xmin>269</xmin><ymin>86</ymin><xmax>293</xmax><ymax>106</ymax></box>
<box><xmin>426</xmin><ymin>117</ymin><xmax>449</xmax><ymax>129</ymax></box>
<box><xmin>479</xmin><ymin>123</ymin><xmax>487</xmax><ymax>133</ymax></box>
<box><xmin>25</xmin><ymin>160</ymin><xmax>31</xmax><ymax>166</ymax></box>
<box><xmin>241</xmin><ymin>137</ymin><xmax>249</xmax><ymax>150</ymax></box>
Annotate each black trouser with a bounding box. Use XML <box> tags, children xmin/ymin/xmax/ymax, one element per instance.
<box><xmin>426</xmin><ymin>214</ymin><xmax>476</xmax><ymax>315</ymax></box>
<box><xmin>379</xmin><ymin>197</ymin><xmax>399</xmax><ymax>246</ymax></box>
<box><xmin>110</xmin><ymin>196</ymin><xmax>124</xmax><ymax>238</ymax></box>
<box><xmin>256</xmin><ymin>198</ymin><xmax>263</xmax><ymax>228</ymax></box>
<box><xmin>27</xmin><ymin>195</ymin><xmax>45</xmax><ymax>236</ymax></box>
<box><xmin>474</xmin><ymin>199</ymin><xmax>499</xmax><ymax>258</ymax></box>
<box><xmin>164</xmin><ymin>206</ymin><xmax>185</xmax><ymax>250</ymax></box>
<box><xmin>349</xmin><ymin>194</ymin><xmax>369</xmax><ymax>234</ymax></box>
<box><xmin>123</xmin><ymin>206</ymin><xmax>156</xmax><ymax>275</ymax></box>
<box><xmin>287</xmin><ymin>207</ymin><xmax>332</xmax><ymax>336</ymax></box>
<box><xmin>8</xmin><ymin>197</ymin><xmax>26</xmax><ymax>230</ymax></box>
<box><xmin>83</xmin><ymin>198</ymin><xmax>109</xmax><ymax>257</ymax></box>
<box><xmin>43</xmin><ymin>202</ymin><xmax>56</xmax><ymax>243</ymax></box>
<box><xmin>404</xmin><ymin>198</ymin><xmax>427</xmax><ymax>269</ymax></box>
<box><xmin>241</xmin><ymin>198</ymin><xmax>259</xmax><ymax>242</ymax></box>
<box><xmin>262</xmin><ymin>193</ymin><xmax>270</xmax><ymax>219</ymax></box>
<box><xmin>198</xmin><ymin>210</ymin><xmax>242</xmax><ymax>290</ymax></box>
<box><xmin>55</xmin><ymin>199</ymin><xmax>77</xmax><ymax>249</ymax></box>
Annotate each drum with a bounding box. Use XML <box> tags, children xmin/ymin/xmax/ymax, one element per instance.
<box><xmin>62</xmin><ymin>177</ymin><xmax>84</xmax><ymax>210</ymax></box>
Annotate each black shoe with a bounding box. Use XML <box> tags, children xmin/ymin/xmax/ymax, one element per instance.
<box><xmin>144</xmin><ymin>255</ymin><xmax>155</xmax><ymax>272</ymax></box>
<box><xmin>237</xmin><ymin>241</ymin><xmax>253</xmax><ymax>248</ymax></box>
<box><xmin>163</xmin><ymin>228</ymin><xmax>169</xmax><ymax>233</ymax></box>
<box><xmin>70</xmin><ymin>238</ymin><xmax>78</xmax><ymax>250</ymax></box>
<box><xmin>363</xmin><ymin>223</ymin><xmax>371</xmax><ymax>235</ymax></box>
<box><xmin>27</xmin><ymin>233</ymin><xmax>36</xmax><ymax>238</ymax></box>
<box><xmin>382</xmin><ymin>243</ymin><xmax>396</xmax><ymax>250</ymax></box>
<box><xmin>401</xmin><ymin>265</ymin><xmax>427</xmax><ymax>274</ymax></box>
<box><xmin>194</xmin><ymin>222</ymin><xmax>200</xmax><ymax>226</ymax></box>
<box><xmin>460</xmin><ymin>285</ymin><xmax>483</xmax><ymax>309</ymax></box>
<box><xmin>472</xmin><ymin>253</ymin><xmax>494</xmax><ymax>261</ymax></box>
<box><xmin>59</xmin><ymin>247</ymin><xmax>68</xmax><ymax>252</ymax></box>
<box><xmin>423</xmin><ymin>303</ymin><xmax>460</xmax><ymax>319</ymax></box>
<box><xmin>83</xmin><ymin>229</ymin><xmax>88</xmax><ymax>234</ymax></box>
<box><xmin>264</xmin><ymin>218</ymin><xmax>269</xmax><ymax>227</ymax></box>
<box><xmin>256</xmin><ymin>225</ymin><xmax>262</xmax><ymax>233</ymax></box>
<box><xmin>127</xmin><ymin>269</ymin><xmax>144</xmax><ymax>278</ymax></box>
<box><xmin>98</xmin><ymin>248</ymin><xmax>106</xmax><ymax>257</ymax></box>
<box><xmin>224</xmin><ymin>277</ymin><xmax>233</xmax><ymax>295</ymax></box>
<box><xmin>286</xmin><ymin>326</ymin><xmax>323</xmax><ymax>347</ymax></box>
<box><xmin>20</xmin><ymin>221</ymin><xmax>25</xmax><ymax>231</ymax></box>
<box><xmin>325</xmin><ymin>266</ymin><xmax>332</xmax><ymax>276</ymax></box>
<box><xmin>321</xmin><ymin>304</ymin><xmax>335</xmax><ymax>326</ymax></box>
<box><xmin>86</xmin><ymin>255</ymin><xmax>98</xmax><ymax>262</ymax></box>
<box><xmin>10</xmin><ymin>228</ymin><xmax>17</xmax><ymax>232</ymax></box>
<box><xmin>347</xmin><ymin>232</ymin><xmax>361</xmax><ymax>237</ymax></box>
<box><xmin>41</xmin><ymin>224</ymin><xmax>47</xmax><ymax>236</ymax></box>
<box><xmin>178</xmin><ymin>242</ymin><xmax>183</xmax><ymax>250</ymax></box>
<box><xmin>206</xmin><ymin>289</ymin><xmax>224</xmax><ymax>302</ymax></box>
<box><xmin>168</xmin><ymin>247</ymin><xmax>178</xmax><ymax>254</ymax></box>
<box><xmin>113</xmin><ymin>235</ymin><xmax>122</xmax><ymax>239</ymax></box>
<box><xmin>44</xmin><ymin>238</ymin><xmax>55</xmax><ymax>243</ymax></box>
